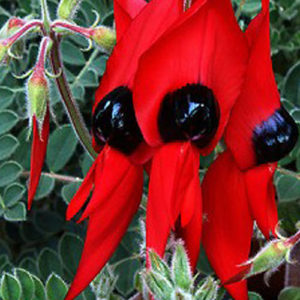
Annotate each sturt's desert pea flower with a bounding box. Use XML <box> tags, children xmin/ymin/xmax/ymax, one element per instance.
<box><xmin>26</xmin><ymin>37</ymin><xmax>53</xmax><ymax>209</ymax></box>
<box><xmin>202</xmin><ymin>0</ymin><xmax>298</xmax><ymax>299</ymax></box>
<box><xmin>133</xmin><ymin>0</ymin><xmax>248</xmax><ymax>271</ymax></box>
<box><xmin>64</xmin><ymin>0</ymin><xmax>186</xmax><ymax>299</ymax></box>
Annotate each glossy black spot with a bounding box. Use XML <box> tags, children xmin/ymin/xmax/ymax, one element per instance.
<box><xmin>253</xmin><ymin>106</ymin><xmax>299</xmax><ymax>164</ymax></box>
<box><xmin>92</xmin><ymin>86</ymin><xmax>143</xmax><ymax>155</ymax></box>
<box><xmin>158</xmin><ymin>84</ymin><xmax>220</xmax><ymax>148</ymax></box>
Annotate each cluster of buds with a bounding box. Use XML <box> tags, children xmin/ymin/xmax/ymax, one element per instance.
<box><xmin>141</xmin><ymin>243</ymin><xmax>219</xmax><ymax>300</ymax></box>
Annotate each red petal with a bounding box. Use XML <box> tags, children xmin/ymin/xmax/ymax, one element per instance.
<box><xmin>66</xmin><ymin>153</ymin><xmax>104</xmax><ymax>221</ymax></box>
<box><xmin>176</xmin><ymin>173</ymin><xmax>202</xmax><ymax>270</ymax></box>
<box><xmin>133</xmin><ymin>0</ymin><xmax>247</xmax><ymax>152</ymax></box>
<box><xmin>79</xmin><ymin>146</ymin><xmax>143</xmax><ymax>220</ymax></box>
<box><xmin>94</xmin><ymin>0</ymin><xmax>183</xmax><ymax>109</ymax></box>
<box><xmin>28</xmin><ymin>109</ymin><xmax>49</xmax><ymax>210</ymax></box>
<box><xmin>64</xmin><ymin>162</ymin><xmax>143</xmax><ymax>300</ymax></box>
<box><xmin>224</xmin><ymin>0</ymin><xmax>280</xmax><ymax>170</ymax></box>
<box><xmin>146</xmin><ymin>142</ymin><xmax>200</xmax><ymax>265</ymax></box>
<box><xmin>202</xmin><ymin>151</ymin><xmax>253</xmax><ymax>300</ymax></box>
<box><xmin>114</xmin><ymin>0</ymin><xmax>146</xmax><ymax>41</ymax></box>
<box><xmin>244</xmin><ymin>163</ymin><xmax>278</xmax><ymax>239</ymax></box>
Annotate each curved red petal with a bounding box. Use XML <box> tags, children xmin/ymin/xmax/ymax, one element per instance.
<box><xmin>79</xmin><ymin>146</ymin><xmax>143</xmax><ymax>220</ymax></box>
<box><xmin>146</xmin><ymin>142</ymin><xmax>200</xmax><ymax>265</ymax></box>
<box><xmin>244</xmin><ymin>163</ymin><xmax>278</xmax><ymax>239</ymax></box>
<box><xmin>202</xmin><ymin>150</ymin><xmax>253</xmax><ymax>300</ymax></box>
<box><xmin>176</xmin><ymin>174</ymin><xmax>202</xmax><ymax>270</ymax></box>
<box><xmin>28</xmin><ymin>109</ymin><xmax>49</xmax><ymax>210</ymax></box>
<box><xmin>114</xmin><ymin>0</ymin><xmax>146</xmax><ymax>41</ymax></box>
<box><xmin>94</xmin><ymin>0</ymin><xmax>183</xmax><ymax>109</ymax></box>
<box><xmin>133</xmin><ymin>0</ymin><xmax>247</xmax><ymax>151</ymax></box>
<box><xmin>224</xmin><ymin>0</ymin><xmax>280</xmax><ymax>170</ymax></box>
<box><xmin>64</xmin><ymin>163</ymin><xmax>143</xmax><ymax>300</ymax></box>
<box><xmin>66</xmin><ymin>153</ymin><xmax>105</xmax><ymax>221</ymax></box>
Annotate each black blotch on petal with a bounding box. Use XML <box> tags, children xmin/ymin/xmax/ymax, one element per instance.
<box><xmin>253</xmin><ymin>106</ymin><xmax>299</xmax><ymax>164</ymax></box>
<box><xmin>158</xmin><ymin>83</ymin><xmax>220</xmax><ymax>148</ymax></box>
<box><xmin>92</xmin><ymin>86</ymin><xmax>143</xmax><ymax>155</ymax></box>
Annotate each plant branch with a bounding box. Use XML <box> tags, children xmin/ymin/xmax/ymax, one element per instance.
<box><xmin>49</xmin><ymin>33</ymin><xmax>97</xmax><ymax>159</ymax></box>
<box><xmin>40</xmin><ymin>0</ymin><xmax>51</xmax><ymax>34</ymax></box>
<box><xmin>235</xmin><ymin>0</ymin><xmax>246</xmax><ymax>20</ymax></box>
<box><xmin>277</xmin><ymin>167</ymin><xmax>300</xmax><ymax>180</ymax></box>
<box><xmin>22</xmin><ymin>171</ymin><xmax>83</xmax><ymax>183</ymax></box>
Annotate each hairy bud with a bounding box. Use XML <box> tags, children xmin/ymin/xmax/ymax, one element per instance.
<box><xmin>27</xmin><ymin>69</ymin><xmax>49</xmax><ymax>129</ymax></box>
<box><xmin>90</xmin><ymin>26</ymin><xmax>116</xmax><ymax>52</ymax></box>
<box><xmin>57</xmin><ymin>0</ymin><xmax>82</xmax><ymax>20</ymax></box>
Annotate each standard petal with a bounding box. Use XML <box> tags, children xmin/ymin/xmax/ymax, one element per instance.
<box><xmin>64</xmin><ymin>162</ymin><xmax>143</xmax><ymax>300</ymax></box>
<box><xmin>114</xmin><ymin>0</ymin><xmax>146</xmax><ymax>40</ymax></box>
<box><xmin>202</xmin><ymin>151</ymin><xmax>253</xmax><ymax>300</ymax></box>
<box><xmin>28</xmin><ymin>109</ymin><xmax>50</xmax><ymax>210</ymax></box>
<box><xmin>133</xmin><ymin>0</ymin><xmax>247</xmax><ymax>152</ymax></box>
<box><xmin>244</xmin><ymin>163</ymin><xmax>278</xmax><ymax>239</ymax></box>
<box><xmin>224</xmin><ymin>0</ymin><xmax>280</xmax><ymax>170</ymax></box>
<box><xmin>94</xmin><ymin>0</ymin><xmax>183</xmax><ymax>108</ymax></box>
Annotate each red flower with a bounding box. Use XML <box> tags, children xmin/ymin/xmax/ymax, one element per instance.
<box><xmin>202</xmin><ymin>0</ymin><xmax>298</xmax><ymax>299</ymax></box>
<box><xmin>133</xmin><ymin>0</ymin><xmax>248</xmax><ymax>270</ymax></box>
<box><xmin>27</xmin><ymin>37</ymin><xmax>52</xmax><ymax>209</ymax></box>
<box><xmin>65</xmin><ymin>0</ymin><xmax>184</xmax><ymax>299</ymax></box>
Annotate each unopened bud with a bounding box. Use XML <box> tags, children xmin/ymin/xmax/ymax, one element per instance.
<box><xmin>90</xmin><ymin>26</ymin><xmax>116</xmax><ymax>52</ymax></box>
<box><xmin>0</xmin><ymin>42</ymin><xmax>8</xmax><ymax>63</ymax></box>
<box><xmin>195</xmin><ymin>277</ymin><xmax>219</xmax><ymax>300</ymax></box>
<box><xmin>171</xmin><ymin>244</ymin><xmax>193</xmax><ymax>292</ymax></box>
<box><xmin>7</xmin><ymin>17</ymin><xmax>26</xmax><ymax>35</ymax></box>
<box><xmin>27</xmin><ymin>69</ymin><xmax>49</xmax><ymax>128</ymax></box>
<box><xmin>57</xmin><ymin>0</ymin><xmax>82</xmax><ymax>20</ymax></box>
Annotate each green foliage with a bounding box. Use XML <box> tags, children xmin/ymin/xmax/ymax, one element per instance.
<box><xmin>0</xmin><ymin>0</ymin><xmax>298</xmax><ymax>299</ymax></box>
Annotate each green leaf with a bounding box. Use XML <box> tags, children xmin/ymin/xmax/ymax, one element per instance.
<box><xmin>0</xmin><ymin>161</ymin><xmax>23</xmax><ymax>187</ymax></box>
<box><xmin>19</xmin><ymin>257</ymin><xmax>38</xmax><ymax>275</ymax></box>
<box><xmin>38</xmin><ymin>249</ymin><xmax>63</xmax><ymax>281</ymax></box>
<box><xmin>0</xmin><ymin>88</ymin><xmax>15</xmax><ymax>110</ymax></box>
<box><xmin>13</xmin><ymin>128</ymin><xmax>31</xmax><ymax>170</ymax></box>
<box><xmin>0</xmin><ymin>273</ymin><xmax>22</xmax><ymax>300</ymax></box>
<box><xmin>46</xmin><ymin>274</ymin><xmax>67</xmax><ymax>300</ymax></box>
<box><xmin>0</xmin><ymin>110</ymin><xmax>18</xmax><ymax>135</ymax></box>
<box><xmin>61</xmin><ymin>181</ymin><xmax>81</xmax><ymax>204</ymax></box>
<box><xmin>46</xmin><ymin>125</ymin><xmax>78</xmax><ymax>172</ymax></box>
<box><xmin>276</xmin><ymin>173</ymin><xmax>300</xmax><ymax>202</ymax></box>
<box><xmin>283</xmin><ymin>60</ymin><xmax>300</xmax><ymax>105</ymax></box>
<box><xmin>249</xmin><ymin>292</ymin><xmax>264</xmax><ymax>300</ymax></box>
<box><xmin>14</xmin><ymin>268</ymin><xmax>34</xmax><ymax>300</ymax></box>
<box><xmin>34</xmin><ymin>175</ymin><xmax>55</xmax><ymax>200</ymax></box>
<box><xmin>59</xmin><ymin>233</ymin><xmax>83</xmax><ymax>276</ymax></box>
<box><xmin>278</xmin><ymin>287</ymin><xmax>300</xmax><ymax>300</ymax></box>
<box><xmin>3</xmin><ymin>183</ymin><xmax>25</xmax><ymax>207</ymax></box>
<box><xmin>61</xmin><ymin>41</ymin><xmax>86</xmax><ymax>66</ymax></box>
<box><xmin>4</xmin><ymin>202</ymin><xmax>26</xmax><ymax>221</ymax></box>
<box><xmin>0</xmin><ymin>134</ymin><xmax>19</xmax><ymax>160</ymax></box>
<box><xmin>31</xmin><ymin>274</ymin><xmax>46</xmax><ymax>300</ymax></box>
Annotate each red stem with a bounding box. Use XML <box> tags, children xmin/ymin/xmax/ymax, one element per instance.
<box><xmin>51</xmin><ymin>21</ymin><xmax>91</xmax><ymax>38</ymax></box>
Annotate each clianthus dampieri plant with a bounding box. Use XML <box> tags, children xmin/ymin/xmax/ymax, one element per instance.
<box><xmin>0</xmin><ymin>0</ymin><xmax>300</xmax><ymax>300</ymax></box>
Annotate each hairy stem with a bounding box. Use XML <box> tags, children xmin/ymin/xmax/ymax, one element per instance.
<box><xmin>50</xmin><ymin>33</ymin><xmax>97</xmax><ymax>159</ymax></box>
<box><xmin>22</xmin><ymin>171</ymin><xmax>83</xmax><ymax>183</ymax></box>
<box><xmin>40</xmin><ymin>0</ymin><xmax>51</xmax><ymax>34</ymax></box>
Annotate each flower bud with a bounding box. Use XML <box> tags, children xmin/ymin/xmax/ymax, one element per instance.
<box><xmin>247</xmin><ymin>240</ymin><xmax>290</xmax><ymax>277</ymax></box>
<box><xmin>0</xmin><ymin>42</ymin><xmax>8</xmax><ymax>63</ymax></box>
<box><xmin>195</xmin><ymin>277</ymin><xmax>219</xmax><ymax>300</ymax></box>
<box><xmin>27</xmin><ymin>69</ymin><xmax>49</xmax><ymax>128</ymax></box>
<box><xmin>90</xmin><ymin>26</ymin><xmax>116</xmax><ymax>52</ymax></box>
<box><xmin>171</xmin><ymin>244</ymin><xmax>193</xmax><ymax>292</ymax></box>
<box><xmin>7</xmin><ymin>18</ymin><xmax>26</xmax><ymax>35</ymax></box>
<box><xmin>57</xmin><ymin>0</ymin><xmax>82</xmax><ymax>20</ymax></box>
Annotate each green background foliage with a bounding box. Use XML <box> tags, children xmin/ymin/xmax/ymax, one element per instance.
<box><xmin>0</xmin><ymin>0</ymin><xmax>298</xmax><ymax>299</ymax></box>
